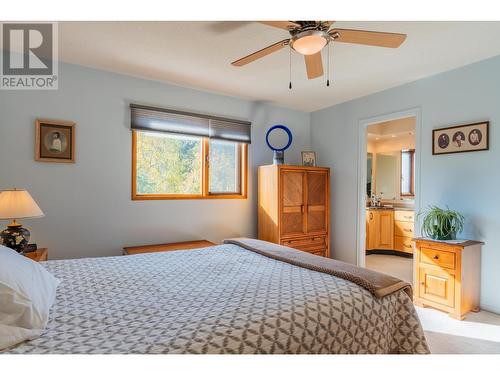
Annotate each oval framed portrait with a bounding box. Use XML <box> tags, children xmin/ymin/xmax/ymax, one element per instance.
<box><xmin>452</xmin><ymin>131</ymin><xmax>466</xmax><ymax>147</ymax></box>
<box><xmin>468</xmin><ymin>129</ymin><xmax>482</xmax><ymax>146</ymax></box>
<box><xmin>35</xmin><ymin>119</ymin><xmax>76</xmax><ymax>163</ymax></box>
<box><xmin>43</xmin><ymin>130</ymin><xmax>68</xmax><ymax>154</ymax></box>
<box><xmin>438</xmin><ymin>133</ymin><xmax>449</xmax><ymax>149</ymax></box>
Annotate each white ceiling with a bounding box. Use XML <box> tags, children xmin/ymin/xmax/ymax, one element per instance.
<box><xmin>58</xmin><ymin>21</ymin><xmax>500</xmax><ymax>112</ymax></box>
<box><xmin>367</xmin><ymin>117</ymin><xmax>416</xmax><ymax>141</ymax></box>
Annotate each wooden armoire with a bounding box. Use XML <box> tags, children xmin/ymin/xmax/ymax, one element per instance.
<box><xmin>258</xmin><ymin>165</ymin><xmax>330</xmax><ymax>257</ymax></box>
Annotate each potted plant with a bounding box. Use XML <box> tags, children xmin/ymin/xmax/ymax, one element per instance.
<box><xmin>418</xmin><ymin>205</ymin><xmax>465</xmax><ymax>240</ymax></box>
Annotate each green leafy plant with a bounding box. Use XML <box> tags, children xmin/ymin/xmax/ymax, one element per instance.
<box><xmin>418</xmin><ymin>205</ymin><xmax>465</xmax><ymax>240</ymax></box>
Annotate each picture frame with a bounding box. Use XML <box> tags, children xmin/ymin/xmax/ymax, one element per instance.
<box><xmin>432</xmin><ymin>121</ymin><xmax>489</xmax><ymax>155</ymax></box>
<box><xmin>35</xmin><ymin>119</ymin><xmax>76</xmax><ymax>163</ymax></box>
<box><xmin>301</xmin><ymin>151</ymin><xmax>316</xmax><ymax>167</ymax></box>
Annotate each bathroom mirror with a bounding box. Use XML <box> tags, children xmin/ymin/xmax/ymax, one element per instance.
<box><xmin>375</xmin><ymin>152</ymin><xmax>398</xmax><ymax>200</ymax></box>
<box><xmin>367</xmin><ymin>153</ymin><xmax>373</xmax><ymax>196</ymax></box>
<box><xmin>368</xmin><ymin>150</ymin><xmax>415</xmax><ymax>201</ymax></box>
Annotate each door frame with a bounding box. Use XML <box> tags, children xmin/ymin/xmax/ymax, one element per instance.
<box><xmin>356</xmin><ymin>107</ymin><xmax>422</xmax><ymax>269</ymax></box>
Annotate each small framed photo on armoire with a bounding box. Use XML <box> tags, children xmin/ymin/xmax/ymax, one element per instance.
<box><xmin>301</xmin><ymin>151</ymin><xmax>316</xmax><ymax>167</ymax></box>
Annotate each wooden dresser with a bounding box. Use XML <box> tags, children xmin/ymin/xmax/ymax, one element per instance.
<box><xmin>414</xmin><ymin>238</ymin><xmax>483</xmax><ymax>320</ymax></box>
<box><xmin>258</xmin><ymin>165</ymin><xmax>330</xmax><ymax>258</ymax></box>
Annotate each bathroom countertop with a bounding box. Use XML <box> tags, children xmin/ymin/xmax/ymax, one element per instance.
<box><xmin>366</xmin><ymin>206</ymin><xmax>414</xmax><ymax>211</ymax></box>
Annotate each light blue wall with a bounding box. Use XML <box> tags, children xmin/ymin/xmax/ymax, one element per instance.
<box><xmin>311</xmin><ymin>55</ymin><xmax>500</xmax><ymax>313</ymax></box>
<box><xmin>0</xmin><ymin>62</ymin><xmax>311</xmax><ymax>259</ymax></box>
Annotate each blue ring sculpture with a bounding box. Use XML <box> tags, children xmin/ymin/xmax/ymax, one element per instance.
<box><xmin>266</xmin><ymin>125</ymin><xmax>293</xmax><ymax>164</ymax></box>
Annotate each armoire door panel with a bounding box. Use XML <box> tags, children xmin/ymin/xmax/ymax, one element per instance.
<box><xmin>306</xmin><ymin>171</ymin><xmax>328</xmax><ymax>234</ymax></box>
<box><xmin>280</xmin><ymin>170</ymin><xmax>306</xmax><ymax>236</ymax></box>
<box><xmin>307</xmin><ymin>172</ymin><xmax>326</xmax><ymax>206</ymax></box>
<box><xmin>282</xmin><ymin>171</ymin><xmax>304</xmax><ymax>206</ymax></box>
<box><xmin>307</xmin><ymin>206</ymin><xmax>326</xmax><ymax>232</ymax></box>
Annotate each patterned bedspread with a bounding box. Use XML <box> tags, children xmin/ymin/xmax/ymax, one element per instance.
<box><xmin>7</xmin><ymin>244</ymin><xmax>429</xmax><ymax>354</ymax></box>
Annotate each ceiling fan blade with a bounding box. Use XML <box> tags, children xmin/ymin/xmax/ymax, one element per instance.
<box><xmin>330</xmin><ymin>28</ymin><xmax>406</xmax><ymax>48</ymax></box>
<box><xmin>304</xmin><ymin>52</ymin><xmax>324</xmax><ymax>79</ymax></box>
<box><xmin>323</xmin><ymin>21</ymin><xmax>335</xmax><ymax>29</ymax></box>
<box><xmin>231</xmin><ymin>39</ymin><xmax>289</xmax><ymax>67</ymax></box>
<box><xmin>258</xmin><ymin>21</ymin><xmax>301</xmax><ymax>31</ymax></box>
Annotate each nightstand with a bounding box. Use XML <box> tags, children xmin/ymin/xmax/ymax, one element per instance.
<box><xmin>414</xmin><ymin>238</ymin><xmax>483</xmax><ymax>320</ymax></box>
<box><xmin>123</xmin><ymin>240</ymin><xmax>216</xmax><ymax>255</ymax></box>
<box><xmin>24</xmin><ymin>248</ymin><xmax>48</xmax><ymax>262</ymax></box>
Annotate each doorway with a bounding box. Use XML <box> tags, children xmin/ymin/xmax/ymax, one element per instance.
<box><xmin>357</xmin><ymin>109</ymin><xmax>421</xmax><ymax>285</ymax></box>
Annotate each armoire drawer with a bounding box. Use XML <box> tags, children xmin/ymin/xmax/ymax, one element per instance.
<box><xmin>281</xmin><ymin>235</ymin><xmax>325</xmax><ymax>247</ymax></box>
<box><xmin>281</xmin><ymin>235</ymin><xmax>327</xmax><ymax>256</ymax></box>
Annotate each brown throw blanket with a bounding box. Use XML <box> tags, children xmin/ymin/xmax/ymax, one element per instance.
<box><xmin>224</xmin><ymin>238</ymin><xmax>412</xmax><ymax>299</ymax></box>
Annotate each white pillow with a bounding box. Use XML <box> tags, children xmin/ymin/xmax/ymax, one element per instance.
<box><xmin>0</xmin><ymin>245</ymin><xmax>60</xmax><ymax>350</ymax></box>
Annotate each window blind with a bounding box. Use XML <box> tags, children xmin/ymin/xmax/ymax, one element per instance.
<box><xmin>130</xmin><ymin>104</ymin><xmax>251</xmax><ymax>144</ymax></box>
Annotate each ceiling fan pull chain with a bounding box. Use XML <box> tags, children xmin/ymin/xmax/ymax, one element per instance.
<box><xmin>326</xmin><ymin>42</ymin><xmax>331</xmax><ymax>87</ymax></box>
<box><xmin>289</xmin><ymin>47</ymin><xmax>292</xmax><ymax>89</ymax></box>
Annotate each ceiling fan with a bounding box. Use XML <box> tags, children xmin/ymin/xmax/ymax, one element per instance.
<box><xmin>231</xmin><ymin>21</ymin><xmax>407</xmax><ymax>82</ymax></box>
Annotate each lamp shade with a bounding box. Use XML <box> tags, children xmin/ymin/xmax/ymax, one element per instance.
<box><xmin>0</xmin><ymin>189</ymin><xmax>45</xmax><ymax>220</ymax></box>
<box><xmin>292</xmin><ymin>35</ymin><xmax>327</xmax><ymax>55</ymax></box>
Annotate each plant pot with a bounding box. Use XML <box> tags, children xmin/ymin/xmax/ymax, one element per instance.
<box><xmin>430</xmin><ymin>224</ymin><xmax>457</xmax><ymax>241</ymax></box>
<box><xmin>431</xmin><ymin>233</ymin><xmax>456</xmax><ymax>241</ymax></box>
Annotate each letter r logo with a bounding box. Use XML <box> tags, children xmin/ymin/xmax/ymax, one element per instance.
<box><xmin>2</xmin><ymin>23</ymin><xmax>53</xmax><ymax>75</ymax></box>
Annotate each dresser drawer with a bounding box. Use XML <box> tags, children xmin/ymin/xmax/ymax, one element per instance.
<box><xmin>420</xmin><ymin>247</ymin><xmax>456</xmax><ymax>270</ymax></box>
<box><xmin>394</xmin><ymin>210</ymin><xmax>415</xmax><ymax>222</ymax></box>
<box><xmin>394</xmin><ymin>236</ymin><xmax>414</xmax><ymax>254</ymax></box>
<box><xmin>281</xmin><ymin>235</ymin><xmax>327</xmax><ymax>257</ymax></box>
<box><xmin>394</xmin><ymin>220</ymin><xmax>414</xmax><ymax>237</ymax></box>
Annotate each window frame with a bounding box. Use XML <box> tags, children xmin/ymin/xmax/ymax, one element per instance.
<box><xmin>400</xmin><ymin>148</ymin><xmax>415</xmax><ymax>198</ymax></box>
<box><xmin>131</xmin><ymin>131</ymin><xmax>248</xmax><ymax>200</ymax></box>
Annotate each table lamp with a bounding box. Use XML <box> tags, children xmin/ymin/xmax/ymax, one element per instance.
<box><xmin>0</xmin><ymin>189</ymin><xmax>45</xmax><ymax>253</ymax></box>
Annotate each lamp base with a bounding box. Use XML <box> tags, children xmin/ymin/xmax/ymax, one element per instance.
<box><xmin>0</xmin><ymin>222</ymin><xmax>30</xmax><ymax>253</ymax></box>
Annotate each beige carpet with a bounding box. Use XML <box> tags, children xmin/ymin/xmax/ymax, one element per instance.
<box><xmin>365</xmin><ymin>254</ymin><xmax>413</xmax><ymax>284</ymax></box>
<box><xmin>417</xmin><ymin>307</ymin><xmax>500</xmax><ymax>354</ymax></box>
<box><xmin>365</xmin><ymin>254</ymin><xmax>500</xmax><ymax>354</ymax></box>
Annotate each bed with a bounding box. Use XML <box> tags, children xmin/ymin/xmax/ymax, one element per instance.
<box><xmin>6</xmin><ymin>239</ymin><xmax>429</xmax><ymax>354</ymax></box>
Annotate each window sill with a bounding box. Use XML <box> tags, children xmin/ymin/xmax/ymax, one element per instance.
<box><xmin>132</xmin><ymin>193</ymin><xmax>247</xmax><ymax>200</ymax></box>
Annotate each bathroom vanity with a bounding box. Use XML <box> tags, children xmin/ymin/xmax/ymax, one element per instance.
<box><xmin>366</xmin><ymin>207</ymin><xmax>415</xmax><ymax>255</ymax></box>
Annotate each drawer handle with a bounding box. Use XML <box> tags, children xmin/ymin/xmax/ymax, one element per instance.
<box><xmin>433</xmin><ymin>255</ymin><xmax>439</xmax><ymax>260</ymax></box>
<box><xmin>403</xmin><ymin>244</ymin><xmax>412</xmax><ymax>248</ymax></box>
<box><xmin>403</xmin><ymin>228</ymin><xmax>413</xmax><ymax>232</ymax></box>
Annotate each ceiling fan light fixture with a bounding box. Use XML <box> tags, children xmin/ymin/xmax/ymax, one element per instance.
<box><xmin>291</xmin><ymin>30</ymin><xmax>329</xmax><ymax>55</ymax></box>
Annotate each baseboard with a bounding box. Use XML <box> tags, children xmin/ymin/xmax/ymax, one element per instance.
<box><xmin>366</xmin><ymin>249</ymin><xmax>413</xmax><ymax>259</ymax></box>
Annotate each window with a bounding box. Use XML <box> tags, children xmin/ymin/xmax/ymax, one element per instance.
<box><xmin>400</xmin><ymin>149</ymin><xmax>415</xmax><ymax>197</ymax></box>
<box><xmin>208</xmin><ymin>139</ymin><xmax>242</xmax><ymax>194</ymax></box>
<box><xmin>135</xmin><ymin>132</ymin><xmax>203</xmax><ymax>196</ymax></box>
<box><xmin>130</xmin><ymin>104</ymin><xmax>249</xmax><ymax>200</ymax></box>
